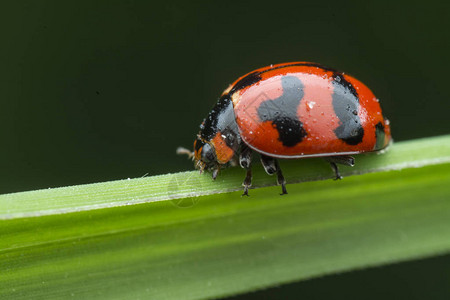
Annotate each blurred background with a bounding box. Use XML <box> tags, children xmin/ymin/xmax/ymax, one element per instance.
<box><xmin>1</xmin><ymin>1</ymin><xmax>449</xmax><ymax>299</ymax></box>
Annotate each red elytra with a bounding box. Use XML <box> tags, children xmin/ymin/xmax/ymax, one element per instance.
<box><xmin>230</xmin><ymin>62</ymin><xmax>391</xmax><ymax>157</ymax></box>
<box><xmin>179</xmin><ymin>62</ymin><xmax>392</xmax><ymax>195</ymax></box>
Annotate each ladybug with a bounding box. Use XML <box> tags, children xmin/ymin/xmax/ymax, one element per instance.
<box><xmin>178</xmin><ymin>62</ymin><xmax>391</xmax><ymax>195</ymax></box>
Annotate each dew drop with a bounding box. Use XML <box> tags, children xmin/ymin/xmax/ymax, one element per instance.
<box><xmin>307</xmin><ymin>101</ymin><xmax>316</xmax><ymax>110</ymax></box>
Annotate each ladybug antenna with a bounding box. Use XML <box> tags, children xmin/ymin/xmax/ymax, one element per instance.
<box><xmin>176</xmin><ymin>147</ymin><xmax>195</xmax><ymax>160</ymax></box>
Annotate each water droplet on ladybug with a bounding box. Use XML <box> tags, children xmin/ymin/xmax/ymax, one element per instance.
<box><xmin>307</xmin><ymin>101</ymin><xmax>316</xmax><ymax>110</ymax></box>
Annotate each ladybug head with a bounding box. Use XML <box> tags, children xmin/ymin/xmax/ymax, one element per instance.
<box><xmin>176</xmin><ymin>137</ymin><xmax>220</xmax><ymax>178</ymax></box>
<box><xmin>177</xmin><ymin>95</ymin><xmax>240</xmax><ymax>180</ymax></box>
<box><xmin>193</xmin><ymin>137</ymin><xmax>220</xmax><ymax>179</ymax></box>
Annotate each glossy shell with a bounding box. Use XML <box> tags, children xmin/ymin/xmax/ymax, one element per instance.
<box><xmin>226</xmin><ymin>62</ymin><xmax>391</xmax><ymax>158</ymax></box>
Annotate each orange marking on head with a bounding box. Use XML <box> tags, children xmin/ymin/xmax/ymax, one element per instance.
<box><xmin>193</xmin><ymin>140</ymin><xmax>202</xmax><ymax>162</ymax></box>
<box><xmin>211</xmin><ymin>132</ymin><xmax>235</xmax><ymax>164</ymax></box>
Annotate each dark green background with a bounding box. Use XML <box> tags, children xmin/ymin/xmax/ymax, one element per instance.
<box><xmin>1</xmin><ymin>1</ymin><xmax>449</xmax><ymax>299</ymax></box>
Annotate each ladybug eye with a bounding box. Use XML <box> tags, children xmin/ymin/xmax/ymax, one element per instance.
<box><xmin>201</xmin><ymin>143</ymin><xmax>217</xmax><ymax>163</ymax></box>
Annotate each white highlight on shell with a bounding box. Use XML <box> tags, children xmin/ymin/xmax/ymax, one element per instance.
<box><xmin>307</xmin><ymin>101</ymin><xmax>316</xmax><ymax>110</ymax></box>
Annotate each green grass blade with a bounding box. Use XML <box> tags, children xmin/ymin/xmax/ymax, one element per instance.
<box><xmin>1</xmin><ymin>135</ymin><xmax>450</xmax><ymax>299</ymax></box>
<box><xmin>1</xmin><ymin>135</ymin><xmax>449</xmax><ymax>219</ymax></box>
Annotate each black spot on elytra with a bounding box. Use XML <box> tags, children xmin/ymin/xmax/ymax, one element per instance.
<box><xmin>333</xmin><ymin>73</ymin><xmax>358</xmax><ymax>99</ymax></box>
<box><xmin>257</xmin><ymin>76</ymin><xmax>307</xmax><ymax>147</ymax></box>
<box><xmin>374</xmin><ymin>121</ymin><xmax>386</xmax><ymax>150</ymax></box>
<box><xmin>332</xmin><ymin>73</ymin><xmax>364</xmax><ymax>145</ymax></box>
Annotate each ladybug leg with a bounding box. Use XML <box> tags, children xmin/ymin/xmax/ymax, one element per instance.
<box><xmin>324</xmin><ymin>156</ymin><xmax>355</xmax><ymax>180</ymax></box>
<box><xmin>211</xmin><ymin>165</ymin><xmax>220</xmax><ymax>180</ymax></box>
<box><xmin>260</xmin><ymin>155</ymin><xmax>288</xmax><ymax>195</ymax></box>
<box><xmin>329</xmin><ymin>162</ymin><xmax>342</xmax><ymax>180</ymax></box>
<box><xmin>275</xmin><ymin>160</ymin><xmax>288</xmax><ymax>195</ymax></box>
<box><xmin>239</xmin><ymin>144</ymin><xmax>253</xmax><ymax>196</ymax></box>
